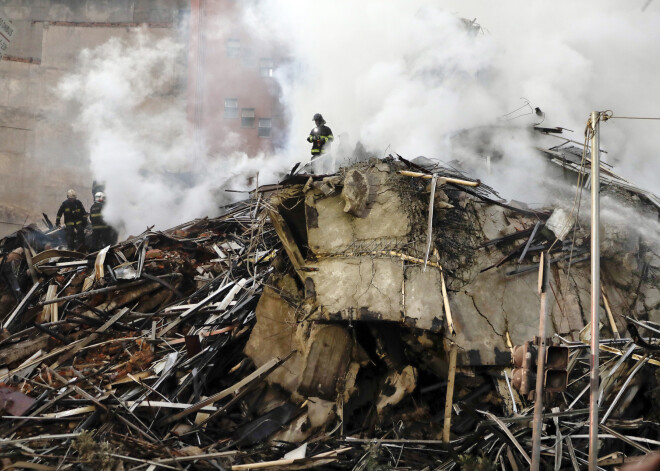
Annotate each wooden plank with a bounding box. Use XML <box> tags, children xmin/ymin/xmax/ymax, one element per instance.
<box><xmin>423</xmin><ymin>174</ymin><xmax>438</xmax><ymax>269</ymax></box>
<box><xmin>94</xmin><ymin>245</ymin><xmax>111</xmax><ymax>282</ymax></box>
<box><xmin>23</xmin><ymin>242</ymin><xmax>39</xmax><ymax>285</ymax></box>
<box><xmin>443</xmin><ymin>341</ymin><xmax>458</xmax><ymax>443</ymax></box>
<box><xmin>0</xmin><ymin>460</ymin><xmax>56</xmax><ymax>470</ymax></box>
<box><xmin>42</xmin><ymin>285</ymin><xmax>58</xmax><ymax>323</ymax></box>
<box><xmin>153</xmin><ymin>450</ymin><xmax>238</xmax><ymax>465</ymax></box>
<box><xmin>230</xmin><ymin>447</ymin><xmax>351</xmax><ymax>470</ymax></box>
<box><xmin>398</xmin><ymin>170</ymin><xmax>480</xmax><ymax>187</ymax></box>
<box><xmin>601</xmin><ymin>287</ymin><xmax>621</xmax><ymax>339</ymax></box>
<box><xmin>0</xmin><ymin>432</ymin><xmax>81</xmax><ymax>446</ymax></box>
<box><xmin>441</xmin><ymin>272</ymin><xmax>455</xmax><ymax>335</ymax></box>
<box><xmin>124</xmin><ymin>401</ymin><xmax>218</xmax><ymax>412</ymax></box>
<box><xmin>506</xmin><ymin>446</ymin><xmax>520</xmax><ymax>471</ymax></box>
<box><xmin>42</xmin><ymin>406</ymin><xmax>96</xmax><ymax>418</ymax></box>
<box><xmin>268</xmin><ymin>209</ymin><xmax>305</xmax><ymax>280</ymax></box>
<box><xmin>2</xmin><ymin>282</ymin><xmax>41</xmax><ymax>330</ymax></box>
<box><xmin>36</xmin><ymin>279</ymin><xmax>149</xmax><ymax>307</ymax></box>
<box><xmin>109</xmin><ymin>370</ymin><xmax>153</xmax><ymax>386</ymax></box>
<box><xmin>597</xmin><ymin>344</ymin><xmax>660</xmax><ymax>367</ymax></box>
<box><xmin>298</xmin><ymin>325</ymin><xmax>352</xmax><ymax>399</ymax></box>
<box><xmin>160</xmin><ymin>351</ymin><xmax>294</xmax><ymax>425</ymax></box>
<box><xmin>0</xmin><ymin>334</ymin><xmax>49</xmax><ymax>366</ymax></box>
<box><xmin>0</xmin><ymin>341</ymin><xmax>83</xmax><ymax>382</ymax></box>
<box><xmin>156</xmin><ymin>280</ymin><xmax>239</xmax><ymax>338</ymax></box>
<box><xmin>168</xmin><ymin>325</ymin><xmax>236</xmax><ymax>345</ymax></box>
<box><xmin>32</xmin><ymin>249</ymin><xmax>85</xmax><ymax>266</ymax></box>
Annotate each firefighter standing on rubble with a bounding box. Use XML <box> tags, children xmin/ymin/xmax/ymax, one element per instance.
<box><xmin>55</xmin><ymin>189</ymin><xmax>87</xmax><ymax>250</ymax></box>
<box><xmin>307</xmin><ymin>113</ymin><xmax>333</xmax><ymax>174</ymax></box>
<box><xmin>90</xmin><ymin>191</ymin><xmax>116</xmax><ymax>251</ymax></box>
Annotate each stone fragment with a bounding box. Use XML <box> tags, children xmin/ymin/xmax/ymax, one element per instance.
<box><xmin>341</xmin><ymin>168</ymin><xmax>369</xmax><ymax>217</ymax></box>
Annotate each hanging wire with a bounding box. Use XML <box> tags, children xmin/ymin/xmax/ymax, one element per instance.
<box><xmin>606</xmin><ymin>116</ymin><xmax>660</xmax><ymax>120</ymax></box>
<box><xmin>602</xmin><ymin>110</ymin><xmax>660</xmax><ymax>121</ymax></box>
<box><xmin>551</xmin><ymin>113</ymin><xmax>599</xmax><ymax>316</ymax></box>
<box><xmin>500</xmin><ymin>97</ymin><xmax>534</xmax><ymax>121</ymax></box>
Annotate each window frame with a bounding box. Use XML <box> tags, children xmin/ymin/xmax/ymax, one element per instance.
<box><xmin>241</xmin><ymin>108</ymin><xmax>256</xmax><ymax>128</ymax></box>
<box><xmin>258</xmin><ymin>118</ymin><xmax>272</xmax><ymax>138</ymax></box>
<box><xmin>259</xmin><ymin>58</ymin><xmax>274</xmax><ymax>77</ymax></box>
<box><xmin>224</xmin><ymin>98</ymin><xmax>238</xmax><ymax>119</ymax></box>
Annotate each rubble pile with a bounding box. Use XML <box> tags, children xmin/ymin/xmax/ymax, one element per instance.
<box><xmin>0</xmin><ymin>156</ymin><xmax>659</xmax><ymax>470</ymax></box>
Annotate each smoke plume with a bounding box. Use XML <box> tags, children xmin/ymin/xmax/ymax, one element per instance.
<box><xmin>58</xmin><ymin>1</ymin><xmax>660</xmax><ymax>234</ymax></box>
<box><xmin>58</xmin><ymin>30</ymin><xmax>279</xmax><ymax>235</ymax></box>
<box><xmin>246</xmin><ymin>0</ymin><xmax>660</xmax><ymax>198</ymax></box>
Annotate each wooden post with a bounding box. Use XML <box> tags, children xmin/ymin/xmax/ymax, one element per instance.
<box><xmin>443</xmin><ymin>341</ymin><xmax>458</xmax><ymax>443</ymax></box>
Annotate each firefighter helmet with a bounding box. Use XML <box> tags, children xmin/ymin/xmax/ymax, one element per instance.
<box><xmin>313</xmin><ymin>113</ymin><xmax>325</xmax><ymax>124</ymax></box>
<box><xmin>94</xmin><ymin>192</ymin><xmax>105</xmax><ymax>203</ymax></box>
<box><xmin>67</xmin><ymin>189</ymin><xmax>77</xmax><ymax>199</ymax></box>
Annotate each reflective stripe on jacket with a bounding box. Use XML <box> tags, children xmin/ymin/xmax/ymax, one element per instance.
<box><xmin>56</xmin><ymin>199</ymin><xmax>86</xmax><ymax>225</ymax></box>
<box><xmin>89</xmin><ymin>202</ymin><xmax>107</xmax><ymax>230</ymax></box>
<box><xmin>307</xmin><ymin>124</ymin><xmax>333</xmax><ymax>155</ymax></box>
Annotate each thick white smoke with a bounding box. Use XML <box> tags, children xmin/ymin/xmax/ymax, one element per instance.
<box><xmin>245</xmin><ymin>0</ymin><xmax>660</xmax><ymax>199</ymax></box>
<box><xmin>58</xmin><ymin>30</ymin><xmax>282</xmax><ymax>235</ymax></box>
<box><xmin>58</xmin><ymin>1</ymin><xmax>660</xmax><ymax>234</ymax></box>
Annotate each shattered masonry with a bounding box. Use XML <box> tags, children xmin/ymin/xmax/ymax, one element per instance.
<box><xmin>0</xmin><ymin>151</ymin><xmax>659</xmax><ymax>469</ymax></box>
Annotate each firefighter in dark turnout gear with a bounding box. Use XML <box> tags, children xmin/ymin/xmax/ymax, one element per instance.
<box><xmin>90</xmin><ymin>192</ymin><xmax>115</xmax><ymax>251</ymax></box>
<box><xmin>55</xmin><ymin>189</ymin><xmax>87</xmax><ymax>250</ymax></box>
<box><xmin>307</xmin><ymin>113</ymin><xmax>333</xmax><ymax>174</ymax></box>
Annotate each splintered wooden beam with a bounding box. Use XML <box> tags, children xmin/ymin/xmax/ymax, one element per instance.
<box><xmin>268</xmin><ymin>209</ymin><xmax>305</xmax><ymax>280</ymax></box>
<box><xmin>0</xmin><ymin>333</ymin><xmax>49</xmax><ymax>366</ymax></box>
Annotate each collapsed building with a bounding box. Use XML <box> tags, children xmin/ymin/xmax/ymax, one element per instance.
<box><xmin>0</xmin><ymin>146</ymin><xmax>658</xmax><ymax>469</ymax></box>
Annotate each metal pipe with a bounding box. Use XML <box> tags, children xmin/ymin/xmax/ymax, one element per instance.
<box><xmin>531</xmin><ymin>251</ymin><xmax>550</xmax><ymax>470</ymax></box>
<box><xmin>588</xmin><ymin>111</ymin><xmax>601</xmax><ymax>470</ymax></box>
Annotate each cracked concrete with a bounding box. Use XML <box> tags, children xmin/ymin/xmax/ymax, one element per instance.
<box><xmin>306</xmin><ymin>257</ymin><xmax>404</xmax><ymax>322</ymax></box>
<box><xmin>450</xmin><ymin>268</ymin><xmax>543</xmax><ymax>366</ymax></box>
<box><xmin>306</xmin><ymin>164</ymin><xmax>411</xmax><ymax>255</ymax></box>
<box><xmin>469</xmin><ymin>293</ymin><xmax>504</xmax><ymax>338</ymax></box>
<box><xmin>247</xmin><ymin>157</ymin><xmax>660</xmax><ymax>409</ymax></box>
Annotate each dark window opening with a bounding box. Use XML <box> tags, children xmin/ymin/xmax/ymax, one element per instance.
<box><xmin>241</xmin><ymin>108</ymin><xmax>255</xmax><ymax>128</ymax></box>
<box><xmin>258</xmin><ymin>118</ymin><xmax>272</xmax><ymax>137</ymax></box>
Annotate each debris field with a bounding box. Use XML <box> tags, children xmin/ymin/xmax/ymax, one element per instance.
<box><xmin>0</xmin><ymin>154</ymin><xmax>659</xmax><ymax>470</ymax></box>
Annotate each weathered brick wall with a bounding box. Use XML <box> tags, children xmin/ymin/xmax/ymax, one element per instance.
<box><xmin>0</xmin><ymin>0</ymin><xmax>184</xmax><ymax>236</ymax></box>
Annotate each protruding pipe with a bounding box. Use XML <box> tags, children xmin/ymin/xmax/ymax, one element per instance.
<box><xmin>588</xmin><ymin>111</ymin><xmax>601</xmax><ymax>470</ymax></box>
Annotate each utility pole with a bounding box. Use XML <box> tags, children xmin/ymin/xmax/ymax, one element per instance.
<box><xmin>588</xmin><ymin>111</ymin><xmax>601</xmax><ymax>470</ymax></box>
<box><xmin>531</xmin><ymin>251</ymin><xmax>550</xmax><ymax>471</ymax></box>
